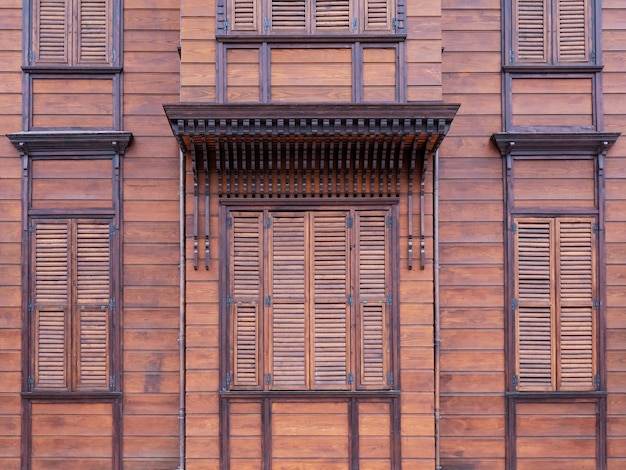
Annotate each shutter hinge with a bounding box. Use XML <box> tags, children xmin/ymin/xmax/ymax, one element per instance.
<box><xmin>110</xmin><ymin>50</ymin><xmax>116</xmax><ymax>64</ymax></box>
<box><xmin>109</xmin><ymin>375</ymin><xmax>116</xmax><ymax>389</ymax></box>
<box><xmin>386</xmin><ymin>215</ymin><xmax>392</xmax><ymax>228</ymax></box>
<box><xmin>512</xmin><ymin>374</ymin><xmax>519</xmax><ymax>387</ymax></box>
<box><xmin>28</xmin><ymin>300</ymin><xmax>34</xmax><ymax>314</ymax></box>
<box><xmin>512</xmin><ymin>298</ymin><xmax>519</xmax><ymax>310</ymax></box>
<box><xmin>386</xmin><ymin>293</ymin><xmax>393</xmax><ymax>306</ymax></box>
<box><xmin>387</xmin><ymin>372</ymin><xmax>394</xmax><ymax>386</ymax></box>
<box><xmin>347</xmin><ymin>294</ymin><xmax>353</xmax><ymax>306</ymax></box>
<box><xmin>226</xmin><ymin>295</ymin><xmax>233</xmax><ymax>307</ymax></box>
<box><xmin>347</xmin><ymin>372</ymin><xmax>354</xmax><ymax>385</ymax></box>
<box><xmin>263</xmin><ymin>18</ymin><xmax>271</xmax><ymax>31</ymax></box>
<box><xmin>265</xmin><ymin>295</ymin><xmax>271</xmax><ymax>307</ymax></box>
<box><xmin>265</xmin><ymin>216</ymin><xmax>272</xmax><ymax>229</ymax></box>
<box><xmin>346</xmin><ymin>216</ymin><xmax>353</xmax><ymax>228</ymax></box>
<box><xmin>109</xmin><ymin>222</ymin><xmax>116</xmax><ymax>236</ymax></box>
<box><xmin>392</xmin><ymin>18</ymin><xmax>398</xmax><ymax>32</ymax></box>
<box><xmin>28</xmin><ymin>375</ymin><xmax>34</xmax><ymax>390</ymax></box>
<box><xmin>28</xmin><ymin>225</ymin><xmax>34</xmax><ymax>235</ymax></box>
<box><xmin>510</xmin><ymin>222</ymin><xmax>517</xmax><ymax>234</ymax></box>
<box><xmin>351</xmin><ymin>18</ymin><xmax>358</xmax><ymax>31</ymax></box>
<box><xmin>109</xmin><ymin>299</ymin><xmax>115</xmax><ymax>312</ymax></box>
<box><xmin>509</xmin><ymin>50</ymin><xmax>515</xmax><ymax>64</ymax></box>
<box><xmin>226</xmin><ymin>217</ymin><xmax>232</xmax><ymax>229</ymax></box>
<box><xmin>226</xmin><ymin>373</ymin><xmax>233</xmax><ymax>385</ymax></box>
<box><xmin>594</xmin><ymin>299</ymin><xmax>600</xmax><ymax>310</ymax></box>
<box><xmin>590</xmin><ymin>50</ymin><xmax>596</xmax><ymax>62</ymax></box>
<box><xmin>265</xmin><ymin>373</ymin><xmax>272</xmax><ymax>385</ymax></box>
<box><xmin>223</xmin><ymin>19</ymin><xmax>230</xmax><ymax>32</ymax></box>
<box><xmin>29</xmin><ymin>50</ymin><xmax>34</xmax><ymax>65</ymax></box>
<box><xmin>594</xmin><ymin>374</ymin><xmax>600</xmax><ymax>389</ymax></box>
<box><xmin>593</xmin><ymin>222</ymin><xmax>599</xmax><ymax>234</ymax></box>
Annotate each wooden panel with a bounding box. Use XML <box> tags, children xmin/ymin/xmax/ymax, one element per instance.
<box><xmin>516</xmin><ymin>401</ymin><xmax>597</xmax><ymax>468</ymax></box>
<box><xmin>359</xmin><ymin>401</ymin><xmax>391</xmax><ymax>466</ymax></box>
<box><xmin>511</xmin><ymin>77</ymin><xmax>593</xmax><ymax>128</ymax></box>
<box><xmin>362</xmin><ymin>47</ymin><xmax>396</xmax><ymax>102</ymax></box>
<box><xmin>30</xmin><ymin>402</ymin><xmax>113</xmax><ymax>468</ymax></box>
<box><xmin>270</xmin><ymin>48</ymin><xmax>352</xmax><ymax>102</ymax></box>
<box><xmin>513</xmin><ymin>158</ymin><xmax>595</xmax><ymax>209</ymax></box>
<box><xmin>31</xmin><ymin>158</ymin><xmax>113</xmax><ymax>209</ymax></box>
<box><xmin>32</xmin><ymin>77</ymin><xmax>114</xmax><ymax>129</ymax></box>
<box><xmin>272</xmin><ymin>401</ymin><xmax>349</xmax><ymax>468</ymax></box>
<box><xmin>226</xmin><ymin>48</ymin><xmax>260</xmax><ymax>103</ymax></box>
<box><xmin>229</xmin><ymin>401</ymin><xmax>262</xmax><ymax>468</ymax></box>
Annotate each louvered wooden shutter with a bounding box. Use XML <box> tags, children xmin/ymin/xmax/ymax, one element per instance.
<box><xmin>271</xmin><ymin>0</ymin><xmax>307</xmax><ymax>31</ymax></box>
<box><xmin>314</xmin><ymin>0</ymin><xmax>350</xmax><ymax>32</ymax></box>
<box><xmin>557</xmin><ymin>219</ymin><xmax>595</xmax><ymax>390</ymax></box>
<box><xmin>229</xmin><ymin>0</ymin><xmax>259</xmax><ymax>31</ymax></box>
<box><xmin>33</xmin><ymin>221</ymin><xmax>70</xmax><ymax>390</ymax></box>
<box><xmin>513</xmin><ymin>0</ymin><xmax>548</xmax><ymax>63</ymax></box>
<box><xmin>556</xmin><ymin>0</ymin><xmax>589</xmax><ymax>62</ymax></box>
<box><xmin>355</xmin><ymin>211</ymin><xmax>390</xmax><ymax>389</ymax></box>
<box><xmin>33</xmin><ymin>0</ymin><xmax>71</xmax><ymax>65</ymax></box>
<box><xmin>76</xmin><ymin>0</ymin><xmax>111</xmax><ymax>65</ymax></box>
<box><xmin>75</xmin><ymin>221</ymin><xmax>111</xmax><ymax>390</ymax></box>
<box><xmin>230</xmin><ymin>213</ymin><xmax>264</xmax><ymax>389</ymax></box>
<box><xmin>362</xmin><ymin>0</ymin><xmax>393</xmax><ymax>32</ymax></box>
<box><xmin>514</xmin><ymin>218</ymin><xmax>596</xmax><ymax>391</ymax></box>
<box><xmin>268</xmin><ymin>213</ymin><xmax>307</xmax><ymax>389</ymax></box>
<box><xmin>311</xmin><ymin>212</ymin><xmax>351</xmax><ymax>389</ymax></box>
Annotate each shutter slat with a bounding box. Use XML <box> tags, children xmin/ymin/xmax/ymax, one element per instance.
<box><xmin>35</xmin><ymin>222</ymin><xmax>69</xmax><ymax>303</ymax></box>
<box><xmin>556</xmin><ymin>0</ymin><xmax>589</xmax><ymax>62</ymax></box>
<box><xmin>315</xmin><ymin>0</ymin><xmax>350</xmax><ymax>30</ymax></box>
<box><xmin>77</xmin><ymin>0</ymin><xmax>110</xmax><ymax>64</ymax></box>
<box><xmin>272</xmin><ymin>0</ymin><xmax>307</xmax><ymax>30</ymax></box>
<box><xmin>363</xmin><ymin>0</ymin><xmax>392</xmax><ymax>31</ymax></box>
<box><xmin>270</xmin><ymin>214</ymin><xmax>307</xmax><ymax>388</ymax></box>
<box><xmin>35</xmin><ymin>307</ymin><xmax>68</xmax><ymax>389</ymax></box>
<box><xmin>230</xmin><ymin>0</ymin><xmax>258</xmax><ymax>31</ymax></box>
<box><xmin>35</xmin><ymin>0</ymin><xmax>69</xmax><ymax>64</ymax></box>
<box><xmin>76</xmin><ymin>222</ymin><xmax>111</xmax><ymax>304</ymax></box>
<box><xmin>514</xmin><ymin>0</ymin><xmax>548</xmax><ymax>63</ymax></box>
<box><xmin>234</xmin><ymin>304</ymin><xmax>261</xmax><ymax>386</ymax></box>
<box><xmin>77</xmin><ymin>308</ymin><xmax>109</xmax><ymax>389</ymax></box>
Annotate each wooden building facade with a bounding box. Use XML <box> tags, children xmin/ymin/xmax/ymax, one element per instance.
<box><xmin>1</xmin><ymin>0</ymin><xmax>625</xmax><ymax>468</ymax></box>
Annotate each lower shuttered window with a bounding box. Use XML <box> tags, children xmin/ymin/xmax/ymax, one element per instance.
<box><xmin>226</xmin><ymin>208</ymin><xmax>394</xmax><ymax>391</ymax></box>
<box><xmin>514</xmin><ymin>217</ymin><xmax>597</xmax><ymax>391</ymax></box>
<box><xmin>29</xmin><ymin>218</ymin><xmax>114</xmax><ymax>392</ymax></box>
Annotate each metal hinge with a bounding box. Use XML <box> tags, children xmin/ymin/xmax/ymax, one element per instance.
<box><xmin>265</xmin><ymin>295</ymin><xmax>272</xmax><ymax>307</ymax></box>
<box><xmin>28</xmin><ymin>300</ymin><xmax>34</xmax><ymax>314</ymax></box>
<box><xmin>594</xmin><ymin>299</ymin><xmax>600</xmax><ymax>310</ymax></box>
<box><xmin>386</xmin><ymin>215</ymin><xmax>392</xmax><ymax>228</ymax></box>
<box><xmin>263</xmin><ymin>18</ymin><xmax>271</xmax><ymax>31</ymax></box>
<box><xmin>29</xmin><ymin>51</ymin><xmax>34</xmax><ymax>65</ymax></box>
<box><xmin>594</xmin><ymin>374</ymin><xmax>600</xmax><ymax>389</ymax></box>
<box><xmin>512</xmin><ymin>374</ymin><xmax>519</xmax><ymax>387</ymax></box>
<box><xmin>28</xmin><ymin>225</ymin><xmax>34</xmax><ymax>235</ymax></box>
<box><xmin>510</xmin><ymin>222</ymin><xmax>517</xmax><ymax>234</ymax></box>
<box><xmin>265</xmin><ymin>373</ymin><xmax>272</xmax><ymax>385</ymax></box>
<box><xmin>347</xmin><ymin>372</ymin><xmax>354</xmax><ymax>385</ymax></box>
<box><xmin>28</xmin><ymin>376</ymin><xmax>34</xmax><ymax>389</ymax></box>
<box><xmin>593</xmin><ymin>222</ymin><xmax>599</xmax><ymax>234</ymax></box>
<box><xmin>226</xmin><ymin>217</ymin><xmax>232</xmax><ymax>229</ymax></box>
<box><xmin>110</xmin><ymin>222</ymin><xmax>116</xmax><ymax>236</ymax></box>
<box><xmin>351</xmin><ymin>18</ymin><xmax>358</xmax><ymax>31</ymax></box>
<box><xmin>223</xmin><ymin>19</ymin><xmax>230</xmax><ymax>32</ymax></box>
<box><xmin>590</xmin><ymin>50</ymin><xmax>596</xmax><ymax>62</ymax></box>
<box><xmin>265</xmin><ymin>216</ymin><xmax>272</xmax><ymax>229</ymax></box>
<box><xmin>226</xmin><ymin>373</ymin><xmax>233</xmax><ymax>385</ymax></box>
<box><xmin>109</xmin><ymin>299</ymin><xmax>115</xmax><ymax>312</ymax></box>
<box><xmin>386</xmin><ymin>293</ymin><xmax>393</xmax><ymax>306</ymax></box>
<box><xmin>226</xmin><ymin>295</ymin><xmax>233</xmax><ymax>308</ymax></box>
<box><xmin>346</xmin><ymin>216</ymin><xmax>353</xmax><ymax>228</ymax></box>
<box><xmin>109</xmin><ymin>375</ymin><xmax>116</xmax><ymax>389</ymax></box>
<box><xmin>509</xmin><ymin>50</ymin><xmax>515</xmax><ymax>64</ymax></box>
<box><xmin>387</xmin><ymin>372</ymin><xmax>394</xmax><ymax>385</ymax></box>
<box><xmin>347</xmin><ymin>294</ymin><xmax>353</xmax><ymax>306</ymax></box>
<box><xmin>110</xmin><ymin>50</ymin><xmax>116</xmax><ymax>64</ymax></box>
<box><xmin>391</xmin><ymin>18</ymin><xmax>398</xmax><ymax>32</ymax></box>
<box><xmin>512</xmin><ymin>298</ymin><xmax>519</xmax><ymax>310</ymax></box>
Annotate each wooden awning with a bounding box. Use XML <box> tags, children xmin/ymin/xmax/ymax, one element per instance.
<box><xmin>163</xmin><ymin>103</ymin><xmax>459</xmax><ymax>269</ymax></box>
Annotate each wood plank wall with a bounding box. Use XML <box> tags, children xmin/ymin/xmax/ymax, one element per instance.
<box><xmin>440</xmin><ymin>0</ymin><xmax>505</xmax><ymax>468</ymax></box>
<box><xmin>121</xmin><ymin>0</ymin><xmax>182</xmax><ymax>467</ymax></box>
<box><xmin>603</xmin><ymin>0</ymin><xmax>626</xmax><ymax>467</ymax></box>
<box><xmin>0</xmin><ymin>0</ymin><xmax>25</xmax><ymax>468</ymax></box>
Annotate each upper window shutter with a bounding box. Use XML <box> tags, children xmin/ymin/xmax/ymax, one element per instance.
<box><xmin>268</xmin><ymin>213</ymin><xmax>307</xmax><ymax>389</ymax></box>
<box><xmin>75</xmin><ymin>221</ymin><xmax>111</xmax><ymax>390</ymax></box>
<box><xmin>230</xmin><ymin>213</ymin><xmax>264</xmax><ymax>389</ymax></box>
<box><xmin>513</xmin><ymin>0</ymin><xmax>548</xmax><ymax>63</ymax></box>
<box><xmin>76</xmin><ymin>0</ymin><xmax>111</xmax><ymax>65</ymax></box>
<box><xmin>314</xmin><ymin>0</ymin><xmax>350</xmax><ymax>32</ymax></box>
<box><xmin>557</xmin><ymin>219</ymin><xmax>595</xmax><ymax>390</ymax></box>
<box><xmin>271</xmin><ymin>0</ymin><xmax>307</xmax><ymax>32</ymax></box>
<box><xmin>362</xmin><ymin>0</ymin><xmax>393</xmax><ymax>32</ymax></box>
<box><xmin>355</xmin><ymin>211</ymin><xmax>390</xmax><ymax>389</ymax></box>
<box><xmin>33</xmin><ymin>0</ymin><xmax>71</xmax><ymax>65</ymax></box>
<box><xmin>311</xmin><ymin>212</ymin><xmax>351</xmax><ymax>389</ymax></box>
<box><xmin>514</xmin><ymin>219</ymin><xmax>555</xmax><ymax>391</ymax></box>
<box><xmin>229</xmin><ymin>0</ymin><xmax>259</xmax><ymax>32</ymax></box>
<box><xmin>32</xmin><ymin>220</ymin><xmax>71</xmax><ymax>390</ymax></box>
<box><xmin>556</xmin><ymin>0</ymin><xmax>589</xmax><ymax>62</ymax></box>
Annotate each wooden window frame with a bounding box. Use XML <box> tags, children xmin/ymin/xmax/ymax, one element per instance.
<box><xmin>502</xmin><ymin>0</ymin><xmax>601</xmax><ymax>70</ymax></box>
<box><xmin>220</xmin><ymin>202</ymin><xmax>400</xmax><ymax>394</ymax></box>
<box><xmin>216</xmin><ymin>0</ymin><xmax>405</xmax><ymax>40</ymax></box>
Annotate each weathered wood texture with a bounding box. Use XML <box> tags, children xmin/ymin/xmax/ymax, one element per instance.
<box><xmin>121</xmin><ymin>0</ymin><xmax>182</xmax><ymax>468</ymax></box>
<box><xmin>0</xmin><ymin>0</ymin><xmax>25</xmax><ymax>468</ymax></box>
<box><xmin>603</xmin><ymin>1</ymin><xmax>626</xmax><ymax>467</ymax></box>
<box><xmin>440</xmin><ymin>0</ymin><xmax>505</xmax><ymax>468</ymax></box>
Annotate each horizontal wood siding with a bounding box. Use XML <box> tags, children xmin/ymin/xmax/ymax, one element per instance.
<box><xmin>229</xmin><ymin>401</ymin><xmax>263</xmax><ymax>467</ymax></box>
<box><xmin>441</xmin><ymin>0</ymin><xmax>505</xmax><ymax>468</ymax></box>
<box><xmin>0</xmin><ymin>0</ymin><xmax>25</xmax><ymax>468</ymax></box>
<box><xmin>226</xmin><ymin>47</ymin><xmax>260</xmax><ymax>102</ymax></box>
<box><xmin>30</xmin><ymin>402</ymin><xmax>114</xmax><ymax>469</ymax></box>
<box><xmin>270</xmin><ymin>48</ymin><xmax>352</xmax><ymax>102</ymax></box>
<box><xmin>362</xmin><ymin>47</ymin><xmax>397</xmax><ymax>102</ymax></box>
<box><xmin>31</xmin><ymin>77</ymin><xmax>114</xmax><ymax>130</ymax></box>
<box><xmin>511</xmin><ymin>77</ymin><xmax>594</xmax><ymax>128</ymax></box>
<box><xmin>603</xmin><ymin>0</ymin><xmax>626</xmax><ymax>467</ymax></box>
<box><xmin>122</xmin><ymin>0</ymin><xmax>182</xmax><ymax>467</ymax></box>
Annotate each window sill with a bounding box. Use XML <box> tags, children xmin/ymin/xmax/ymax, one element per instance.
<box><xmin>502</xmin><ymin>64</ymin><xmax>603</xmax><ymax>74</ymax></box>
<box><xmin>22</xmin><ymin>66</ymin><xmax>123</xmax><ymax>74</ymax></box>
<box><xmin>220</xmin><ymin>389</ymin><xmax>400</xmax><ymax>398</ymax></box>
<box><xmin>216</xmin><ymin>33</ymin><xmax>406</xmax><ymax>44</ymax></box>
